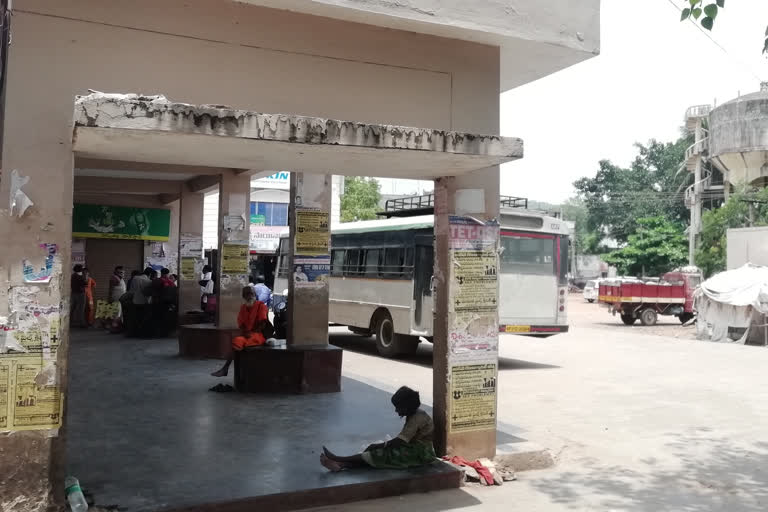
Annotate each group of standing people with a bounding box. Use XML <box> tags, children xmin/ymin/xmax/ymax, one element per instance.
<box><xmin>70</xmin><ymin>264</ymin><xmax>178</xmax><ymax>338</ymax></box>
<box><xmin>124</xmin><ymin>267</ymin><xmax>178</xmax><ymax>337</ymax></box>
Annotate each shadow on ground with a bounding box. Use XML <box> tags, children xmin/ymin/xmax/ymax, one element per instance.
<box><xmin>329</xmin><ymin>332</ymin><xmax>559</xmax><ymax>371</ymax></box>
<box><xmin>530</xmin><ymin>429</ymin><xmax>768</xmax><ymax>511</ymax></box>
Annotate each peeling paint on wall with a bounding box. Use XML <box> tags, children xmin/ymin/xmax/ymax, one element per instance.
<box><xmin>73</xmin><ymin>92</ymin><xmax>523</xmax><ymax>159</ymax></box>
<box><xmin>9</xmin><ymin>169</ymin><xmax>33</xmax><ymax>217</ymax></box>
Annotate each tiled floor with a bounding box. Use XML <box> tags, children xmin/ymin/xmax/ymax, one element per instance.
<box><xmin>65</xmin><ymin>331</ymin><xmax>458</xmax><ymax>511</ymax></box>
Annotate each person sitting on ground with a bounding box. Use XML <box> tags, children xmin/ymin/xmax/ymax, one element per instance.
<box><xmin>320</xmin><ymin>386</ymin><xmax>436</xmax><ymax>472</ymax></box>
<box><xmin>211</xmin><ymin>286</ymin><xmax>270</xmax><ymax>377</ymax></box>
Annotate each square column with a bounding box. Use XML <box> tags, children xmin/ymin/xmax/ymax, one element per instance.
<box><xmin>433</xmin><ymin>167</ymin><xmax>500</xmax><ymax>460</ymax></box>
<box><xmin>287</xmin><ymin>173</ymin><xmax>332</xmax><ymax>346</ymax></box>
<box><xmin>216</xmin><ymin>172</ymin><xmax>251</xmax><ymax>328</ymax></box>
<box><xmin>177</xmin><ymin>185</ymin><xmax>205</xmax><ymax>318</ymax></box>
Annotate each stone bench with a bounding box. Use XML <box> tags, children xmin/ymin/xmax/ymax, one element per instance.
<box><xmin>234</xmin><ymin>344</ymin><xmax>342</xmax><ymax>394</ymax></box>
<box><xmin>177</xmin><ymin>323</ymin><xmax>238</xmax><ymax>359</ymax></box>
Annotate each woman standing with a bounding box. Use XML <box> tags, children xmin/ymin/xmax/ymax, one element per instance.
<box><xmin>83</xmin><ymin>268</ymin><xmax>97</xmax><ymax>326</ymax></box>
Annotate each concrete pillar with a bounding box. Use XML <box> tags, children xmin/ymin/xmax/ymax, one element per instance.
<box><xmin>690</xmin><ymin>120</ymin><xmax>704</xmax><ymax>265</ymax></box>
<box><xmin>0</xmin><ymin>54</ymin><xmax>74</xmax><ymax>512</ymax></box>
<box><xmin>287</xmin><ymin>173</ymin><xmax>332</xmax><ymax>346</ymax></box>
<box><xmin>432</xmin><ymin>167</ymin><xmax>500</xmax><ymax>460</ymax></box>
<box><xmin>178</xmin><ymin>185</ymin><xmax>205</xmax><ymax>317</ymax></box>
<box><xmin>216</xmin><ymin>172</ymin><xmax>251</xmax><ymax>328</ymax></box>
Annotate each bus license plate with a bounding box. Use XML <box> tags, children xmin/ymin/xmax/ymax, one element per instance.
<box><xmin>505</xmin><ymin>325</ymin><xmax>531</xmax><ymax>333</ymax></box>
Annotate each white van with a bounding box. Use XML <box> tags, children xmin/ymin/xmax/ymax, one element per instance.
<box><xmin>583</xmin><ymin>279</ymin><xmax>599</xmax><ymax>303</ymax></box>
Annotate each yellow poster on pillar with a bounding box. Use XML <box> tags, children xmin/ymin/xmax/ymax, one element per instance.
<box><xmin>0</xmin><ymin>359</ymin><xmax>9</xmax><ymax>430</ymax></box>
<box><xmin>221</xmin><ymin>243</ymin><xmax>249</xmax><ymax>274</ymax></box>
<box><xmin>0</xmin><ymin>356</ymin><xmax>63</xmax><ymax>432</ymax></box>
<box><xmin>449</xmin><ymin>362</ymin><xmax>497</xmax><ymax>433</ymax></box>
<box><xmin>180</xmin><ymin>257</ymin><xmax>198</xmax><ymax>281</ymax></box>
<box><xmin>295</xmin><ymin>209</ymin><xmax>329</xmax><ymax>256</ymax></box>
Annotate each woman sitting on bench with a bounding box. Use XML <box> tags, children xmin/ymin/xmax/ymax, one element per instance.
<box><xmin>320</xmin><ymin>386</ymin><xmax>436</xmax><ymax>471</ymax></box>
<box><xmin>211</xmin><ymin>286</ymin><xmax>270</xmax><ymax>377</ymax></box>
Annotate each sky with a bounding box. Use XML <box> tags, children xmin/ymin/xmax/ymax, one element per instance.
<box><xmin>499</xmin><ymin>0</ymin><xmax>768</xmax><ymax>204</ymax></box>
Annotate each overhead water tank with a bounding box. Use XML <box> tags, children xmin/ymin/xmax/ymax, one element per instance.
<box><xmin>709</xmin><ymin>83</ymin><xmax>768</xmax><ymax>187</ymax></box>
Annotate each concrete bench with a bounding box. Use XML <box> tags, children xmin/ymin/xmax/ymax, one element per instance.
<box><xmin>177</xmin><ymin>323</ymin><xmax>238</xmax><ymax>359</ymax></box>
<box><xmin>234</xmin><ymin>344</ymin><xmax>342</xmax><ymax>394</ymax></box>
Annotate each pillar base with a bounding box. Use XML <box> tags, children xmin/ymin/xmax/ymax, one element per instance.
<box><xmin>234</xmin><ymin>345</ymin><xmax>342</xmax><ymax>394</ymax></box>
<box><xmin>178</xmin><ymin>323</ymin><xmax>238</xmax><ymax>359</ymax></box>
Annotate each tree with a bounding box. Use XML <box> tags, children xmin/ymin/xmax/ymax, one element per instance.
<box><xmin>678</xmin><ymin>1</ymin><xmax>768</xmax><ymax>54</ymax></box>
<box><xmin>340</xmin><ymin>176</ymin><xmax>381</xmax><ymax>222</ymax></box>
<box><xmin>602</xmin><ymin>216</ymin><xmax>688</xmax><ymax>277</ymax></box>
<box><xmin>573</xmin><ymin>136</ymin><xmax>692</xmax><ymax>245</ymax></box>
<box><xmin>696</xmin><ymin>186</ymin><xmax>768</xmax><ymax>276</ymax></box>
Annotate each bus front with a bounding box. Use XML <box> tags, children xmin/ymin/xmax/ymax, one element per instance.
<box><xmin>498</xmin><ymin>216</ymin><xmax>569</xmax><ymax>337</ymax></box>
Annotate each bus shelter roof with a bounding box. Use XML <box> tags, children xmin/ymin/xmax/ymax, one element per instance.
<box><xmin>72</xmin><ymin>93</ymin><xmax>523</xmax><ymax>179</ymax></box>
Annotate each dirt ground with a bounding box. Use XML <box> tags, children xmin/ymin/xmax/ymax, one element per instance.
<box><xmin>568</xmin><ymin>291</ymin><xmax>697</xmax><ymax>340</ymax></box>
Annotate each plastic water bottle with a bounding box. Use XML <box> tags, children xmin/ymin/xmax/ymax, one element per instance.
<box><xmin>65</xmin><ymin>476</ymin><xmax>88</xmax><ymax>512</ymax></box>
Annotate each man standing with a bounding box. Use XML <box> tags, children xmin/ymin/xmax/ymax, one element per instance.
<box><xmin>70</xmin><ymin>264</ymin><xmax>87</xmax><ymax>328</ymax></box>
<box><xmin>128</xmin><ymin>267</ymin><xmax>152</xmax><ymax>336</ymax></box>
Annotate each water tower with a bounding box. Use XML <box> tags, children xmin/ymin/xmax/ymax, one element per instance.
<box><xmin>709</xmin><ymin>83</ymin><xmax>768</xmax><ymax>189</ymax></box>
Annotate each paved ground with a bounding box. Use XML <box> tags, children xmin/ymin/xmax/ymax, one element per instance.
<box><xmin>313</xmin><ymin>294</ymin><xmax>768</xmax><ymax>511</ymax></box>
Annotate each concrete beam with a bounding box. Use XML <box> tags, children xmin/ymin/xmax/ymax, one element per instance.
<box><xmin>74</xmin><ymin>176</ymin><xmax>182</xmax><ymax>194</ymax></box>
<box><xmin>159</xmin><ymin>193</ymin><xmax>181</xmax><ymax>205</ymax></box>
<box><xmin>72</xmin><ymin>93</ymin><xmax>522</xmax><ymax>179</ymax></box>
<box><xmin>187</xmin><ymin>175</ymin><xmax>221</xmax><ymax>193</ymax></box>
<box><xmin>74</xmin><ymin>157</ymin><xmax>234</xmax><ymax>175</ymax></box>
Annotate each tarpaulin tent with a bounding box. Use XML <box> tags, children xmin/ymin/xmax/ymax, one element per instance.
<box><xmin>695</xmin><ymin>264</ymin><xmax>768</xmax><ymax>345</ymax></box>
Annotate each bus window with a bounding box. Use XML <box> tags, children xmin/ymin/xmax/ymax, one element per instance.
<box><xmin>382</xmin><ymin>248</ymin><xmax>404</xmax><ymax>279</ymax></box>
<box><xmin>365</xmin><ymin>249</ymin><xmax>381</xmax><ymax>277</ymax></box>
<box><xmin>344</xmin><ymin>249</ymin><xmax>363</xmax><ymax>276</ymax></box>
<box><xmin>500</xmin><ymin>234</ymin><xmax>555</xmax><ymax>275</ymax></box>
<box><xmin>331</xmin><ymin>250</ymin><xmax>345</xmax><ymax>277</ymax></box>
<box><xmin>404</xmin><ymin>247</ymin><xmax>415</xmax><ymax>278</ymax></box>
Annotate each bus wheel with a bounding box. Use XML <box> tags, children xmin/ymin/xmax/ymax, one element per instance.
<box><xmin>620</xmin><ymin>313</ymin><xmax>636</xmax><ymax>325</ymax></box>
<box><xmin>640</xmin><ymin>308</ymin><xmax>658</xmax><ymax>326</ymax></box>
<box><xmin>373</xmin><ymin>312</ymin><xmax>418</xmax><ymax>358</ymax></box>
<box><xmin>374</xmin><ymin>312</ymin><xmax>398</xmax><ymax>358</ymax></box>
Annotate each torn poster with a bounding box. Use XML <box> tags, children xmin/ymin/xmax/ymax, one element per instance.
<box><xmin>448</xmin><ymin>216</ymin><xmax>500</xmax><ymax>360</ymax></box>
<box><xmin>10</xmin><ymin>169</ymin><xmax>34</xmax><ymax>217</ymax></box>
<box><xmin>22</xmin><ymin>243</ymin><xmax>58</xmax><ymax>284</ymax></box>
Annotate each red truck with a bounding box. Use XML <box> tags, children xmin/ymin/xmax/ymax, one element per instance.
<box><xmin>598</xmin><ymin>269</ymin><xmax>701</xmax><ymax>326</ymax></box>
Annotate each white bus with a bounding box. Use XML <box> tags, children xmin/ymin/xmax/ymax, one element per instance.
<box><xmin>275</xmin><ymin>209</ymin><xmax>570</xmax><ymax>357</ymax></box>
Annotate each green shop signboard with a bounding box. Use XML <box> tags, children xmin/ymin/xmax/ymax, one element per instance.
<box><xmin>72</xmin><ymin>204</ymin><xmax>171</xmax><ymax>241</ymax></box>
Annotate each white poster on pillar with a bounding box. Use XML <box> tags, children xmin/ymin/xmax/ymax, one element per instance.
<box><xmin>447</xmin><ymin>216</ymin><xmax>500</xmax><ymax>362</ymax></box>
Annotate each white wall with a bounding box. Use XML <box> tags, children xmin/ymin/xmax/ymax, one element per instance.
<box><xmin>203</xmin><ymin>192</ymin><xmax>219</xmax><ymax>250</ymax></box>
<box><xmin>727</xmin><ymin>227</ymin><xmax>768</xmax><ymax>269</ymax></box>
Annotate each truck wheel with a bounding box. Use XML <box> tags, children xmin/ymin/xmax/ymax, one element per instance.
<box><xmin>640</xmin><ymin>308</ymin><xmax>658</xmax><ymax>326</ymax></box>
<box><xmin>620</xmin><ymin>313</ymin><xmax>636</xmax><ymax>325</ymax></box>
<box><xmin>679</xmin><ymin>313</ymin><xmax>694</xmax><ymax>324</ymax></box>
